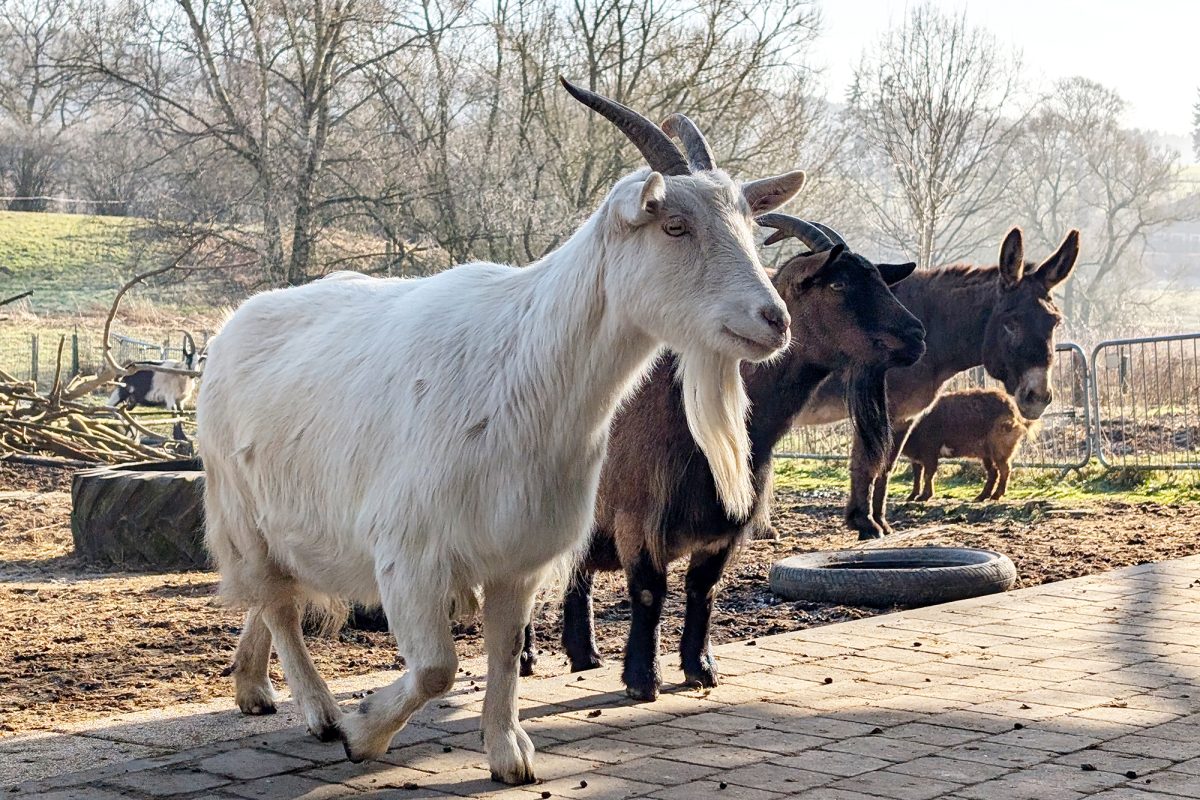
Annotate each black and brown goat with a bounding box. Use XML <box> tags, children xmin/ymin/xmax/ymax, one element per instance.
<box><xmin>901</xmin><ymin>388</ymin><xmax>1037</xmax><ymax>502</ymax></box>
<box><xmin>107</xmin><ymin>332</ymin><xmax>201</xmax><ymax>441</ymax></box>
<box><xmin>520</xmin><ymin>215</ymin><xmax>925</xmax><ymax>699</ymax></box>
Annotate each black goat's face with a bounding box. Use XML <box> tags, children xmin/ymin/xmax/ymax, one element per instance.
<box><xmin>775</xmin><ymin>247</ymin><xmax>926</xmax><ymax>370</ymax></box>
<box><xmin>181</xmin><ymin>332</ymin><xmax>198</xmax><ymax>370</ymax></box>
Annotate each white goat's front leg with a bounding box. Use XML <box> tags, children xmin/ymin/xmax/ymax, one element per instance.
<box><xmin>261</xmin><ymin>599</ymin><xmax>342</xmax><ymax>741</ymax></box>
<box><xmin>338</xmin><ymin>574</ymin><xmax>458</xmax><ymax>762</ymax></box>
<box><xmin>481</xmin><ymin>577</ymin><xmax>539</xmax><ymax>785</ymax></box>
<box><xmin>231</xmin><ymin>608</ymin><xmax>276</xmax><ymax>715</ymax></box>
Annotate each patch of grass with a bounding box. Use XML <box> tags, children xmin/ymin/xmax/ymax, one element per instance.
<box><xmin>0</xmin><ymin>211</ymin><xmax>160</xmax><ymax>314</ymax></box>
<box><xmin>774</xmin><ymin>457</ymin><xmax>1200</xmax><ymax>507</ymax></box>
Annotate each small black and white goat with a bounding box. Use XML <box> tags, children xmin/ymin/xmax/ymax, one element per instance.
<box><xmin>107</xmin><ymin>332</ymin><xmax>201</xmax><ymax>440</ymax></box>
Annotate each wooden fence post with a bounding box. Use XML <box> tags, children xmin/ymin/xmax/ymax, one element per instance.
<box><xmin>71</xmin><ymin>329</ymin><xmax>80</xmax><ymax>379</ymax></box>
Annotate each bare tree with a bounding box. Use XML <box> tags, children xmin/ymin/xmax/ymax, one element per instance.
<box><xmin>1012</xmin><ymin>78</ymin><xmax>1190</xmax><ymax>330</ymax></box>
<box><xmin>1194</xmin><ymin>86</ymin><xmax>1200</xmax><ymax>161</ymax></box>
<box><xmin>847</xmin><ymin>3</ymin><xmax>1023</xmax><ymax>269</ymax></box>
<box><xmin>356</xmin><ymin>0</ymin><xmax>824</xmax><ymax>267</ymax></box>
<box><xmin>0</xmin><ymin>0</ymin><xmax>93</xmax><ymax>210</ymax></box>
<box><xmin>71</xmin><ymin>0</ymin><xmax>429</xmax><ymax>284</ymax></box>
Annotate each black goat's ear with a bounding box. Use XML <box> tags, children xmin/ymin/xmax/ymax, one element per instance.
<box><xmin>778</xmin><ymin>244</ymin><xmax>841</xmax><ymax>286</ymax></box>
<box><xmin>877</xmin><ymin>262</ymin><xmax>916</xmax><ymax>286</ymax></box>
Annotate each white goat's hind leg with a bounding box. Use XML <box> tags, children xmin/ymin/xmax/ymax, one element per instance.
<box><xmin>481</xmin><ymin>577</ymin><xmax>540</xmax><ymax>785</ymax></box>
<box><xmin>231</xmin><ymin>608</ymin><xmax>276</xmax><ymax>715</ymax></box>
<box><xmin>337</xmin><ymin>577</ymin><xmax>457</xmax><ymax>763</ymax></box>
<box><xmin>261</xmin><ymin>598</ymin><xmax>342</xmax><ymax>741</ymax></box>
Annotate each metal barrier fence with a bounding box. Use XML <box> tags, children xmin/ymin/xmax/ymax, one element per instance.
<box><xmin>778</xmin><ymin>335</ymin><xmax>1200</xmax><ymax>472</ymax></box>
<box><xmin>1091</xmin><ymin>333</ymin><xmax>1200</xmax><ymax>469</ymax></box>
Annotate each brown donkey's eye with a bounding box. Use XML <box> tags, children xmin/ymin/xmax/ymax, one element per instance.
<box><xmin>664</xmin><ymin>220</ymin><xmax>688</xmax><ymax>237</ymax></box>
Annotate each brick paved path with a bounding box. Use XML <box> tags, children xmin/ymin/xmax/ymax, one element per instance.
<box><xmin>5</xmin><ymin>556</ymin><xmax>1200</xmax><ymax>799</ymax></box>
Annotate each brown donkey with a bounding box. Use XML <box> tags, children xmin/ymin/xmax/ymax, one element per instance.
<box><xmin>901</xmin><ymin>388</ymin><xmax>1038</xmax><ymax>502</ymax></box>
<box><xmin>758</xmin><ymin>227</ymin><xmax>1079</xmax><ymax>539</ymax></box>
<box><xmin>520</xmin><ymin>216</ymin><xmax>925</xmax><ymax>698</ymax></box>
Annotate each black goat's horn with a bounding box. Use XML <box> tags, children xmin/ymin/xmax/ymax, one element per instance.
<box><xmin>560</xmin><ymin>77</ymin><xmax>690</xmax><ymax>176</ymax></box>
<box><xmin>661</xmin><ymin>113</ymin><xmax>715</xmax><ymax>172</ymax></box>
<box><xmin>756</xmin><ymin>214</ymin><xmax>835</xmax><ymax>252</ymax></box>
<box><xmin>810</xmin><ymin>221</ymin><xmax>847</xmax><ymax>248</ymax></box>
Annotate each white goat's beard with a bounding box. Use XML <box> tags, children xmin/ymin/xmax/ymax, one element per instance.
<box><xmin>676</xmin><ymin>349</ymin><xmax>754</xmax><ymax>520</ymax></box>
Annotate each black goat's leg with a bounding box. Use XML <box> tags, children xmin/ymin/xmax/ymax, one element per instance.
<box><xmin>846</xmin><ymin>441</ymin><xmax>884</xmax><ymax>540</ymax></box>
<box><xmin>518</xmin><ymin>621</ymin><xmax>537</xmax><ymax>677</ymax></box>
<box><xmin>171</xmin><ymin>401</ymin><xmax>187</xmax><ymax>441</ymax></box>
<box><xmin>748</xmin><ymin>466</ymin><xmax>778</xmax><ymax>540</ymax></box>
<box><xmin>680</xmin><ymin>543</ymin><xmax>733</xmax><ymax>688</ymax></box>
<box><xmin>561</xmin><ymin>567</ymin><xmax>603</xmax><ymax>672</ymax></box>
<box><xmin>622</xmin><ymin>550</ymin><xmax>667</xmax><ymax>701</ymax></box>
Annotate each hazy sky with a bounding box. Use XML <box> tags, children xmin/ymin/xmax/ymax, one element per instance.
<box><xmin>811</xmin><ymin>0</ymin><xmax>1199</xmax><ymax>139</ymax></box>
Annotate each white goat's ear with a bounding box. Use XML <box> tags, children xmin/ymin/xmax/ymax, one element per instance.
<box><xmin>742</xmin><ymin>170</ymin><xmax>806</xmax><ymax>214</ymax></box>
<box><xmin>615</xmin><ymin>171</ymin><xmax>666</xmax><ymax>226</ymax></box>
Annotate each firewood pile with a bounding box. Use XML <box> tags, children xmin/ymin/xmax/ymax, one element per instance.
<box><xmin>0</xmin><ymin>337</ymin><xmax>185</xmax><ymax>464</ymax></box>
<box><xmin>0</xmin><ymin>255</ymin><xmax>218</xmax><ymax>467</ymax></box>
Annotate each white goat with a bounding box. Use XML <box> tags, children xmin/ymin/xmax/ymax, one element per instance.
<box><xmin>197</xmin><ymin>79</ymin><xmax>805</xmax><ymax>784</ymax></box>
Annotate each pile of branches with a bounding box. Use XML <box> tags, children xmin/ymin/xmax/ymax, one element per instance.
<box><xmin>0</xmin><ymin>348</ymin><xmax>181</xmax><ymax>464</ymax></box>
<box><xmin>0</xmin><ymin>249</ymin><xmax>236</xmax><ymax>467</ymax></box>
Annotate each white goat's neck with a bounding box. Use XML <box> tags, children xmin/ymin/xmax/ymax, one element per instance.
<box><xmin>506</xmin><ymin>217</ymin><xmax>659</xmax><ymax>449</ymax></box>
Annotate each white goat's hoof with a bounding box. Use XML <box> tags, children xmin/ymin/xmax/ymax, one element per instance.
<box><xmin>336</xmin><ymin>710</ymin><xmax>393</xmax><ymax>763</ymax></box>
<box><xmin>235</xmin><ymin>683</ymin><xmax>277</xmax><ymax>716</ymax></box>
<box><xmin>487</xmin><ymin>725</ymin><xmax>536</xmax><ymax>785</ymax></box>
<box><xmin>308</xmin><ymin>711</ymin><xmax>343</xmax><ymax>742</ymax></box>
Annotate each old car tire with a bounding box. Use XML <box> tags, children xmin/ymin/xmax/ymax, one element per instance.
<box><xmin>71</xmin><ymin>458</ymin><xmax>207</xmax><ymax>570</ymax></box>
<box><xmin>769</xmin><ymin>546</ymin><xmax>1016</xmax><ymax>607</ymax></box>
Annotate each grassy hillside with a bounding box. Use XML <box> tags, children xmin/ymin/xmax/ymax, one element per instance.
<box><xmin>0</xmin><ymin>211</ymin><xmax>158</xmax><ymax>315</ymax></box>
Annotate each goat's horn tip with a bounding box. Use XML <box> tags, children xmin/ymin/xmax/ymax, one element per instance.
<box><xmin>660</xmin><ymin>114</ymin><xmax>681</xmax><ymax>135</ymax></box>
<box><xmin>762</xmin><ymin>231</ymin><xmax>787</xmax><ymax>246</ymax></box>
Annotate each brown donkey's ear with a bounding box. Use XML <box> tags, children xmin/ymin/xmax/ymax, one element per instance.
<box><xmin>877</xmin><ymin>262</ymin><xmax>917</xmax><ymax>286</ymax></box>
<box><xmin>998</xmin><ymin>227</ymin><xmax>1025</xmax><ymax>289</ymax></box>
<box><xmin>1034</xmin><ymin>229</ymin><xmax>1080</xmax><ymax>289</ymax></box>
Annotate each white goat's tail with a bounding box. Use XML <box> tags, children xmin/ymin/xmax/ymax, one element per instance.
<box><xmin>676</xmin><ymin>349</ymin><xmax>754</xmax><ymax>520</ymax></box>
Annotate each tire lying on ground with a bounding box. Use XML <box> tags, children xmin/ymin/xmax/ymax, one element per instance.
<box><xmin>71</xmin><ymin>458</ymin><xmax>207</xmax><ymax>571</ymax></box>
<box><xmin>769</xmin><ymin>546</ymin><xmax>1017</xmax><ymax>607</ymax></box>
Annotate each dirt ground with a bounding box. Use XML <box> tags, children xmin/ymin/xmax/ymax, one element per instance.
<box><xmin>3</xmin><ymin>460</ymin><xmax>1200</xmax><ymax>737</ymax></box>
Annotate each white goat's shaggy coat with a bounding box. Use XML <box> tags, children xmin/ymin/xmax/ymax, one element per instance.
<box><xmin>198</xmin><ymin>167</ymin><xmax>798</xmax><ymax>783</ymax></box>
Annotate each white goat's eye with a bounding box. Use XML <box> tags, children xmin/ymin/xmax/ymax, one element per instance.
<box><xmin>663</xmin><ymin>220</ymin><xmax>688</xmax><ymax>237</ymax></box>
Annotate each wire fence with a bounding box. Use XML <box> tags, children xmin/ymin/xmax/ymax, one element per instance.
<box><xmin>0</xmin><ymin>329</ymin><xmax>201</xmax><ymax>393</ymax></box>
<box><xmin>4</xmin><ymin>325</ymin><xmax>1200</xmax><ymax>470</ymax></box>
